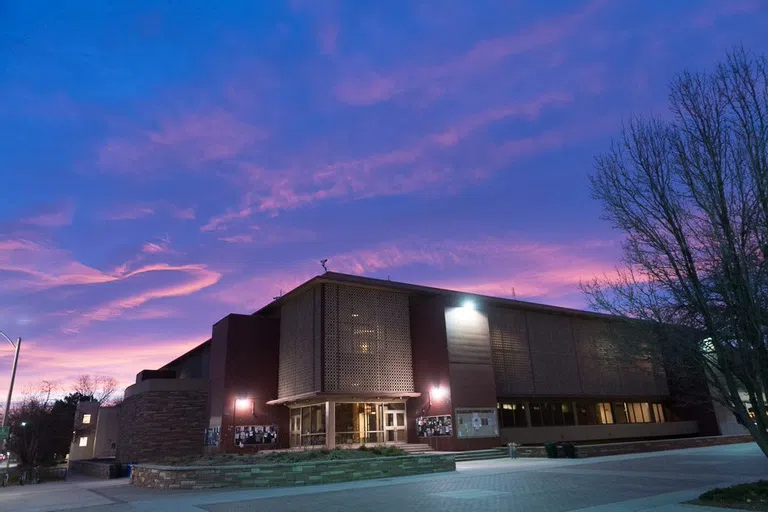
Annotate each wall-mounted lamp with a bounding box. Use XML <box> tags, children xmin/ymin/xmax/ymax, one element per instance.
<box><xmin>235</xmin><ymin>398</ymin><xmax>252</xmax><ymax>410</ymax></box>
<box><xmin>430</xmin><ymin>386</ymin><xmax>449</xmax><ymax>402</ymax></box>
<box><xmin>461</xmin><ymin>299</ymin><xmax>475</xmax><ymax>310</ymax></box>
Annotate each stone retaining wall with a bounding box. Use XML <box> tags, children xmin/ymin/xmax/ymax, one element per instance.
<box><xmin>516</xmin><ymin>434</ymin><xmax>754</xmax><ymax>458</ymax></box>
<box><xmin>131</xmin><ymin>454</ymin><xmax>455</xmax><ymax>490</ymax></box>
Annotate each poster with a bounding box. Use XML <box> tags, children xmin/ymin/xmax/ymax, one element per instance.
<box><xmin>234</xmin><ymin>425</ymin><xmax>278</xmax><ymax>446</ymax></box>
<box><xmin>204</xmin><ymin>427</ymin><xmax>220</xmax><ymax>447</ymax></box>
<box><xmin>416</xmin><ymin>415</ymin><xmax>452</xmax><ymax>437</ymax></box>
<box><xmin>455</xmin><ymin>408</ymin><xmax>499</xmax><ymax>438</ymax></box>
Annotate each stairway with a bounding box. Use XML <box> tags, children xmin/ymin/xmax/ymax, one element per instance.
<box><xmin>399</xmin><ymin>443</ymin><xmax>434</xmax><ymax>454</ymax></box>
<box><xmin>453</xmin><ymin>448</ymin><xmax>509</xmax><ymax>462</ymax></box>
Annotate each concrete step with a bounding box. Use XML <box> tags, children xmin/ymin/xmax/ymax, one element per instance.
<box><xmin>454</xmin><ymin>448</ymin><xmax>509</xmax><ymax>462</ymax></box>
<box><xmin>400</xmin><ymin>443</ymin><xmax>434</xmax><ymax>454</ymax></box>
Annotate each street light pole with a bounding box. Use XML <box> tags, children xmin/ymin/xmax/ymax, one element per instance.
<box><xmin>1</xmin><ymin>331</ymin><xmax>21</xmax><ymax>475</ymax></box>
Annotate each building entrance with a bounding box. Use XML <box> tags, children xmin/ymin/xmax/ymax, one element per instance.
<box><xmin>385</xmin><ymin>410</ymin><xmax>406</xmax><ymax>442</ymax></box>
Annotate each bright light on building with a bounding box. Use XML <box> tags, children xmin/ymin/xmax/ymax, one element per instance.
<box><xmin>235</xmin><ymin>398</ymin><xmax>251</xmax><ymax>410</ymax></box>
<box><xmin>461</xmin><ymin>299</ymin><xmax>475</xmax><ymax>310</ymax></box>
<box><xmin>79</xmin><ymin>436</ymin><xmax>88</xmax><ymax>447</ymax></box>
<box><xmin>83</xmin><ymin>413</ymin><xmax>92</xmax><ymax>424</ymax></box>
<box><xmin>430</xmin><ymin>386</ymin><xmax>448</xmax><ymax>402</ymax></box>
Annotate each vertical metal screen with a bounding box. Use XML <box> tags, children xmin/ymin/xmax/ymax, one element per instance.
<box><xmin>324</xmin><ymin>284</ymin><xmax>414</xmax><ymax>393</ymax></box>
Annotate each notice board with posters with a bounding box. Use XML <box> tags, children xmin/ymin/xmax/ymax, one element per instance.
<box><xmin>455</xmin><ymin>408</ymin><xmax>499</xmax><ymax>439</ymax></box>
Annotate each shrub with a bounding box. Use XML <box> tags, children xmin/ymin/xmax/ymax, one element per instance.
<box><xmin>699</xmin><ymin>480</ymin><xmax>768</xmax><ymax>504</ymax></box>
<box><xmin>358</xmin><ymin>445</ymin><xmax>368</xmax><ymax>451</ymax></box>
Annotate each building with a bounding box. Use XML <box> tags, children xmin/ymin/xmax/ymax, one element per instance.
<box><xmin>115</xmin><ymin>272</ymin><xmax>720</xmax><ymax>462</ymax></box>
<box><xmin>68</xmin><ymin>401</ymin><xmax>119</xmax><ymax>460</ymax></box>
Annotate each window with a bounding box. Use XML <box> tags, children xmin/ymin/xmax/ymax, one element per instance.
<box><xmin>79</xmin><ymin>436</ymin><xmax>88</xmax><ymax>447</ymax></box>
<box><xmin>498</xmin><ymin>402</ymin><xmax>528</xmax><ymax>428</ymax></box>
<box><xmin>82</xmin><ymin>414</ymin><xmax>91</xmax><ymax>425</ymax></box>
<box><xmin>626</xmin><ymin>403</ymin><xmax>651</xmax><ymax>423</ymax></box>
<box><xmin>561</xmin><ymin>403</ymin><xmax>575</xmax><ymax>426</ymax></box>
<box><xmin>652</xmin><ymin>403</ymin><xmax>665</xmax><ymax>423</ymax></box>
<box><xmin>612</xmin><ymin>402</ymin><xmax>629</xmax><ymax>424</ymax></box>
<box><xmin>530</xmin><ymin>403</ymin><xmax>543</xmax><ymax>427</ymax></box>
<box><xmin>596</xmin><ymin>403</ymin><xmax>614</xmax><ymax>424</ymax></box>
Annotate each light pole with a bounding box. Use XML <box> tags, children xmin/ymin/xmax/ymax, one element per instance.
<box><xmin>1</xmin><ymin>331</ymin><xmax>21</xmax><ymax>474</ymax></box>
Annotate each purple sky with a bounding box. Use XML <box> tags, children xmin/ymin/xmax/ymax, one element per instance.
<box><xmin>1</xmin><ymin>0</ymin><xmax>767</xmax><ymax>399</ymax></box>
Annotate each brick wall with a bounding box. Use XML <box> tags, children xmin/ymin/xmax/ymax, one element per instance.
<box><xmin>516</xmin><ymin>434</ymin><xmax>754</xmax><ymax>458</ymax></box>
<box><xmin>117</xmin><ymin>389</ymin><xmax>208</xmax><ymax>463</ymax></box>
<box><xmin>131</xmin><ymin>454</ymin><xmax>455</xmax><ymax>490</ymax></box>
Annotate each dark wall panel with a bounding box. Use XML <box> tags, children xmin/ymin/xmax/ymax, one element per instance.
<box><xmin>277</xmin><ymin>290</ymin><xmax>319</xmax><ymax>399</ymax></box>
<box><xmin>489</xmin><ymin>308</ymin><xmax>534</xmax><ymax>395</ymax></box>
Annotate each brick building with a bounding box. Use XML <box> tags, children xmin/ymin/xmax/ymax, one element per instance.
<box><xmin>114</xmin><ymin>272</ymin><xmax>722</xmax><ymax>462</ymax></box>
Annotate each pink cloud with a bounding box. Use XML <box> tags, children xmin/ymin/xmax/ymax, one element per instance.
<box><xmin>0</xmin><ymin>337</ymin><xmax>206</xmax><ymax>402</ymax></box>
<box><xmin>65</xmin><ymin>263</ymin><xmax>221</xmax><ymax>332</ymax></box>
<box><xmin>171</xmin><ymin>206</ymin><xmax>196</xmax><ymax>220</ymax></box>
<box><xmin>219</xmin><ymin>234</ymin><xmax>253</xmax><ymax>244</ymax></box>
<box><xmin>318</xmin><ymin>23</ymin><xmax>338</xmax><ymax>55</ymax></box>
<box><xmin>201</xmin><ymin>208</ymin><xmax>253</xmax><ymax>232</ymax></box>
<box><xmin>333</xmin><ymin>0</ymin><xmax>606</xmax><ymax>105</ymax></box>
<box><xmin>20</xmin><ymin>202</ymin><xmax>75</xmax><ymax>228</ymax></box>
<box><xmin>98</xmin><ymin>110</ymin><xmax>268</xmax><ymax>173</ymax></box>
<box><xmin>141</xmin><ymin>242</ymin><xmax>168</xmax><ymax>254</ymax></box>
<box><xmin>106</xmin><ymin>205</ymin><xmax>155</xmax><ymax>221</ymax></box>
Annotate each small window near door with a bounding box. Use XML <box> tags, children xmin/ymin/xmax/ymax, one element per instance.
<box><xmin>82</xmin><ymin>414</ymin><xmax>91</xmax><ymax>424</ymax></box>
<box><xmin>79</xmin><ymin>436</ymin><xmax>88</xmax><ymax>447</ymax></box>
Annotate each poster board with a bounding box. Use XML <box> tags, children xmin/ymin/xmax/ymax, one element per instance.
<box><xmin>455</xmin><ymin>408</ymin><xmax>499</xmax><ymax>439</ymax></box>
<box><xmin>234</xmin><ymin>425</ymin><xmax>278</xmax><ymax>446</ymax></box>
<box><xmin>416</xmin><ymin>415</ymin><xmax>453</xmax><ymax>437</ymax></box>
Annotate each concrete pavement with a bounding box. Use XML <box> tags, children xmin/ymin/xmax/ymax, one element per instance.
<box><xmin>0</xmin><ymin>443</ymin><xmax>765</xmax><ymax>511</ymax></box>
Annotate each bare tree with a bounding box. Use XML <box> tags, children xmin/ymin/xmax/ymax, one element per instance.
<box><xmin>72</xmin><ymin>374</ymin><xmax>119</xmax><ymax>405</ymax></box>
<box><xmin>582</xmin><ymin>47</ymin><xmax>768</xmax><ymax>457</ymax></box>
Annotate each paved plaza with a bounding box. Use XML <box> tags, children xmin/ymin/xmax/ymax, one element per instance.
<box><xmin>1</xmin><ymin>443</ymin><xmax>767</xmax><ymax>512</ymax></box>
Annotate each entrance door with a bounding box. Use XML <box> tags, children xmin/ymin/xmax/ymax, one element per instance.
<box><xmin>385</xmin><ymin>411</ymin><xmax>406</xmax><ymax>443</ymax></box>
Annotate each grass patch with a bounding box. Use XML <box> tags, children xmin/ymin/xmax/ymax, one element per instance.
<box><xmin>158</xmin><ymin>446</ymin><xmax>407</xmax><ymax>466</ymax></box>
<box><xmin>689</xmin><ymin>481</ymin><xmax>768</xmax><ymax>511</ymax></box>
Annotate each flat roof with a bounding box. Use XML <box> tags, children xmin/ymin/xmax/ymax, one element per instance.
<box><xmin>254</xmin><ymin>271</ymin><xmax>620</xmax><ymax>322</ymax></box>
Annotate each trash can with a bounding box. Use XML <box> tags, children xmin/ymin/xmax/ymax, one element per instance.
<box><xmin>507</xmin><ymin>442</ymin><xmax>518</xmax><ymax>459</ymax></box>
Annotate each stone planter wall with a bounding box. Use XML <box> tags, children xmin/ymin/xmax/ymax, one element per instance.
<box><xmin>131</xmin><ymin>454</ymin><xmax>455</xmax><ymax>490</ymax></box>
<box><xmin>516</xmin><ymin>434</ymin><xmax>754</xmax><ymax>458</ymax></box>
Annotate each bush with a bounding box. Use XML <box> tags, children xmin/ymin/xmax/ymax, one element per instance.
<box><xmin>699</xmin><ymin>480</ymin><xmax>768</xmax><ymax>505</ymax></box>
<box><xmin>544</xmin><ymin>442</ymin><xmax>558</xmax><ymax>458</ymax></box>
<box><xmin>358</xmin><ymin>445</ymin><xmax>368</xmax><ymax>451</ymax></box>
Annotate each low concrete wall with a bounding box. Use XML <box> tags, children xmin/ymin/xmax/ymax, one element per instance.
<box><xmin>516</xmin><ymin>434</ymin><xmax>754</xmax><ymax>458</ymax></box>
<box><xmin>131</xmin><ymin>454</ymin><xmax>456</xmax><ymax>490</ymax></box>
<box><xmin>502</xmin><ymin>420</ymin><xmax>699</xmax><ymax>445</ymax></box>
<box><xmin>68</xmin><ymin>459</ymin><xmax>126</xmax><ymax>479</ymax></box>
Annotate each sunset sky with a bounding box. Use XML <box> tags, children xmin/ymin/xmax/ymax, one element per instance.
<box><xmin>1</xmin><ymin>0</ymin><xmax>767</xmax><ymax>402</ymax></box>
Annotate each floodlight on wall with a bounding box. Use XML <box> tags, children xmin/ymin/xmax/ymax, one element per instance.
<box><xmin>430</xmin><ymin>386</ymin><xmax>448</xmax><ymax>402</ymax></box>
<box><xmin>235</xmin><ymin>398</ymin><xmax>252</xmax><ymax>410</ymax></box>
<box><xmin>461</xmin><ymin>299</ymin><xmax>475</xmax><ymax>310</ymax></box>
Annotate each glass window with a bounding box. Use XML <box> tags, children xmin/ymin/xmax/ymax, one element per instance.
<box><xmin>547</xmin><ymin>403</ymin><xmax>564</xmax><ymax>426</ymax></box>
<box><xmin>513</xmin><ymin>403</ymin><xmax>527</xmax><ymax>427</ymax></box>
<box><xmin>301</xmin><ymin>407</ymin><xmax>311</xmax><ymax>434</ymax></box>
<box><xmin>541</xmin><ymin>403</ymin><xmax>554</xmax><ymax>426</ymax></box>
<box><xmin>82</xmin><ymin>414</ymin><xmax>91</xmax><ymax>425</ymax></box>
<box><xmin>562</xmin><ymin>403</ymin><xmax>575</xmax><ymax>426</ymax></box>
<box><xmin>652</xmin><ymin>403</ymin><xmax>665</xmax><ymax>423</ymax></box>
<box><xmin>499</xmin><ymin>402</ymin><xmax>528</xmax><ymax>428</ymax></box>
<box><xmin>596</xmin><ymin>403</ymin><xmax>614</xmax><ymax>424</ymax></box>
<box><xmin>576</xmin><ymin>403</ymin><xmax>592</xmax><ymax>425</ymax></box>
<box><xmin>79</xmin><ymin>436</ymin><xmax>88</xmax><ymax>447</ymax></box>
<box><xmin>613</xmin><ymin>403</ymin><xmax>628</xmax><ymax>424</ymax></box>
<box><xmin>530</xmin><ymin>403</ymin><xmax>543</xmax><ymax>427</ymax></box>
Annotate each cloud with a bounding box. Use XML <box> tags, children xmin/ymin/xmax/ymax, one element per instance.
<box><xmin>219</xmin><ymin>235</ymin><xmax>253</xmax><ymax>244</ymax></box>
<box><xmin>105</xmin><ymin>205</ymin><xmax>155</xmax><ymax>221</ymax></box>
<box><xmin>692</xmin><ymin>0</ymin><xmax>761</xmax><ymax>28</ymax></box>
<box><xmin>210</xmin><ymin>235</ymin><xmax>620</xmax><ymax>312</ymax></box>
<box><xmin>170</xmin><ymin>206</ymin><xmax>196</xmax><ymax>220</ymax></box>
<box><xmin>20</xmin><ymin>202</ymin><xmax>75</xmax><ymax>228</ymax></box>
<box><xmin>98</xmin><ymin>110</ymin><xmax>268</xmax><ymax>173</ymax></box>
<box><xmin>233</xmin><ymin>92</ymin><xmax>574</xmax><ymax>214</ymax></box>
<box><xmin>65</xmin><ymin>263</ymin><xmax>221</xmax><ymax>332</ymax></box>
<box><xmin>141</xmin><ymin>242</ymin><xmax>168</xmax><ymax>254</ymax></box>
<box><xmin>0</xmin><ymin>337</ymin><xmax>206</xmax><ymax>401</ymax></box>
<box><xmin>201</xmin><ymin>208</ymin><xmax>253</xmax><ymax>232</ymax></box>
<box><xmin>333</xmin><ymin>0</ymin><xmax>606</xmax><ymax>105</ymax></box>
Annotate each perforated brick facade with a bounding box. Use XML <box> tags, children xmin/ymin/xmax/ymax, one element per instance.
<box><xmin>324</xmin><ymin>283</ymin><xmax>414</xmax><ymax>394</ymax></box>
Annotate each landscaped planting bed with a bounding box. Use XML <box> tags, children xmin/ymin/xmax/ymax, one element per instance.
<box><xmin>690</xmin><ymin>481</ymin><xmax>768</xmax><ymax>511</ymax></box>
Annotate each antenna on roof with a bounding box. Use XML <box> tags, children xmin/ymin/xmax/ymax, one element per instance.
<box><xmin>320</xmin><ymin>259</ymin><xmax>328</xmax><ymax>273</ymax></box>
<box><xmin>273</xmin><ymin>289</ymin><xmax>283</xmax><ymax>301</ymax></box>
<box><xmin>512</xmin><ymin>287</ymin><xmax>516</xmax><ymax>299</ymax></box>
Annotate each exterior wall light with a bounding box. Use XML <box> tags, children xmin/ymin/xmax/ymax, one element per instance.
<box><xmin>461</xmin><ymin>299</ymin><xmax>475</xmax><ymax>310</ymax></box>
<box><xmin>235</xmin><ymin>398</ymin><xmax>252</xmax><ymax>410</ymax></box>
<box><xmin>430</xmin><ymin>386</ymin><xmax>448</xmax><ymax>402</ymax></box>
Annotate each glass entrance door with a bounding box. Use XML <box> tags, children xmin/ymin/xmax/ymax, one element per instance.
<box><xmin>385</xmin><ymin>411</ymin><xmax>406</xmax><ymax>443</ymax></box>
